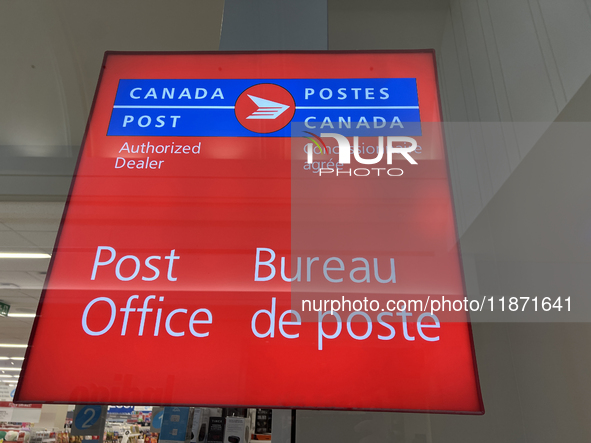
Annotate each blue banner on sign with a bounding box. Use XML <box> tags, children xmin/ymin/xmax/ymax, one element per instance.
<box><xmin>160</xmin><ymin>407</ymin><xmax>190</xmax><ymax>443</ymax></box>
<box><xmin>107</xmin><ymin>79</ymin><xmax>421</xmax><ymax>137</ymax></box>
<box><xmin>74</xmin><ymin>406</ymin><xmax>102</xmax><ymax>430</ymax></box>
<box><xmin>152</xmin><ymin>410</ymin><xmax>164</xmax><ymax>430</ymax></box>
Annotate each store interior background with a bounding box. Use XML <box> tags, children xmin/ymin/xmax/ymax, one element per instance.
<box><xmin>2</xmin><ymin>0</ymin><xmax>591</xmax><ymax>441</ymax></box>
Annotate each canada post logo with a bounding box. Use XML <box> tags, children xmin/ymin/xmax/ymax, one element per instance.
<box><xmin>235</xmin><ymin>84</ymin><xmax>296</xmax><ymax>133</ymax></box>
<box><xmin>108</xmin><ymin>79</ymin><xmax>421</xmax><ymax>137</ymax></box>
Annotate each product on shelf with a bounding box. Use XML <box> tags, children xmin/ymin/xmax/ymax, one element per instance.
<box><xmin>253</xmin><ymin>409</ymin><xmax>272</xmax><ymax>437</ymax></box>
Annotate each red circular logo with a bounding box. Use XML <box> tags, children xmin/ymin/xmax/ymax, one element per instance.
<box><xmin>235</xmin><ymin>84</ymin><xmax>296</xmax><ymax>133</ymax></box>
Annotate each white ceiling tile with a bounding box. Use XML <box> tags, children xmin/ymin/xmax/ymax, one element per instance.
<box><xmin>0</xmin><ymin>321</ymin><xmax>33</xmax><ymax>331</ymax></box>
<box><xmin>0</xmin><ymin>202</ymin><xmax>64</xmax><ymax>219</ymax></box>
<box><xmin>3</xmin><ymin>219</ymin><xmax>61</xmax><ymax>232</ymax></box>
<box><xmin>0</xmin><ymin>271</ymin><xmax>44</xmax><ymax>290</ymax></box>
<box><xmin>15</xmin><ymin>231</ymin><xmax>57</xmax><ymax>249</ymax></box>
<box><xmin>6</xmin><ymin>298</ymin><xmax>39</xmax><ymax>308</ymax></box>
<box><xmin>0</xmin><ymin>258</ymin><xmax>50</xmax><ymax>272</ymax></box>
<box><xmin>0</xmin><ymin>317</ymin><xmax>33</xmax><ymax>327</ymax></box>
<box><xmin>0</xmin><ymin>294</ymin><xmax>36</xmax><ymax>304</ymax></box>
<box><xmin>0</xmin><ymin>231</ymin><xmax>37</xmax><ymax>249</ymax></box>
<box><xmin>0</xmin><ymin>351</ymin><xmax>25</xmax><ymax>360</ymax></box>
<box><xmin>15</xmin><ymin>289</ymin><xmax>42</xmax><ymax>299</ymax></box>
<box><xmin>0</xmin><ymin>331</ymin><xmax>29</xmax><ymax>343</ymax></box>
<box><xmin>0</xmin><ymin>289</ymin><xmax>28</xmax><ymax>298</ymax></box>
<box><xmin>26</xmin><ymin>271</ymin><xmax>47</xmax><ymax>283</ymax></box>
<box><xmin>0</xmin><ymin>202</ymin><xmax>64</xmax><ymax>231</ymax></box>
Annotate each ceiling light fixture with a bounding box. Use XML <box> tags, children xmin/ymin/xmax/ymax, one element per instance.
<box><xmin>0</xmin><ymin>344</ymin><xmax>27</xmax><ymax>348</ymax></box>
<box><xmin>0</xmin><ymin>253</ymin><xmax>51</xmax><ymax>259</ymax></box>
<box><xmin>0</xmin><ymin>368</ymin><xmax>20</xmax><ymax>371</ymax></box>
<box><xmin>6</xmin><ymin>313</ymin><xmax>36</xmax><ymax>318</ymax></box>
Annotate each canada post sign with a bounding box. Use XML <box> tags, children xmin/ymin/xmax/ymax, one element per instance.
<box><xmin>16</xmin><ymin>52</ymin><xmax>483</xmax><ymax>414</ymax></box>
<box><xmin>108</xmin><ymin>78</ymin><xmax>421</xmax><ymax>137</ymax></box>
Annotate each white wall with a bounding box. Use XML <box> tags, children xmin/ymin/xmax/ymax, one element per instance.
<box><xmin>439</xmin><ymin>0</ymin><xmax>591</xmax><ymax>231</ymax></box>
<box><xmin>330</xmin><ymin>0</ymin><xmax>591</xmax><ymax>232</ymax></box>
<box><xmin>299</xmin><ymin>1</ymin><xmax>591</xmax><ymax>442</ymax></box>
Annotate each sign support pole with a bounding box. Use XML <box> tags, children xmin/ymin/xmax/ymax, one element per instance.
<box><xmin>220</xmin><ymin>3</ymin><xmax>327</xmax><ymax>441</ymax></box>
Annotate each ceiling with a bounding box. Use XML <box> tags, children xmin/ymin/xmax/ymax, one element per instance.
<box><xmin>0</xmin><ymin>0</ymin><xmax>225</xmax><ymax>386</ymax></box>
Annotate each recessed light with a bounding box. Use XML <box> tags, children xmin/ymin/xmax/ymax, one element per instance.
<box><xmin>0</xmin><ymin>344</ymin><xmax>27</xmax><ymax>348</ymax></box>
<box><xmin>0</xmin><ymin>368</ymin><xmax>21</xmax><ymax>371</ymax></box>
<box><xmin>7</xmin><ymin>314</ymin><xmax>35</xmax><ymax>318</ymax></box>
<box><xmin>0</xmin><ymin>253</ymin><xmax>51</xmax><ymax>259</ymax></box>
<box><xmin>10</xmin><ymin>358</ymin><xmax>24</xmax><ymax>361</ymax></box>
<box><xmin>0</xmin><ymin>283</ymin><xmax>19</xmax><ymax>289</ymax></box>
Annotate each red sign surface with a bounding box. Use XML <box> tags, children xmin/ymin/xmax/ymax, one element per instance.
<box><xmin>16</xmin><ymin>51</ymin><xmax>483</xmax><ymax>413</ymax></box>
